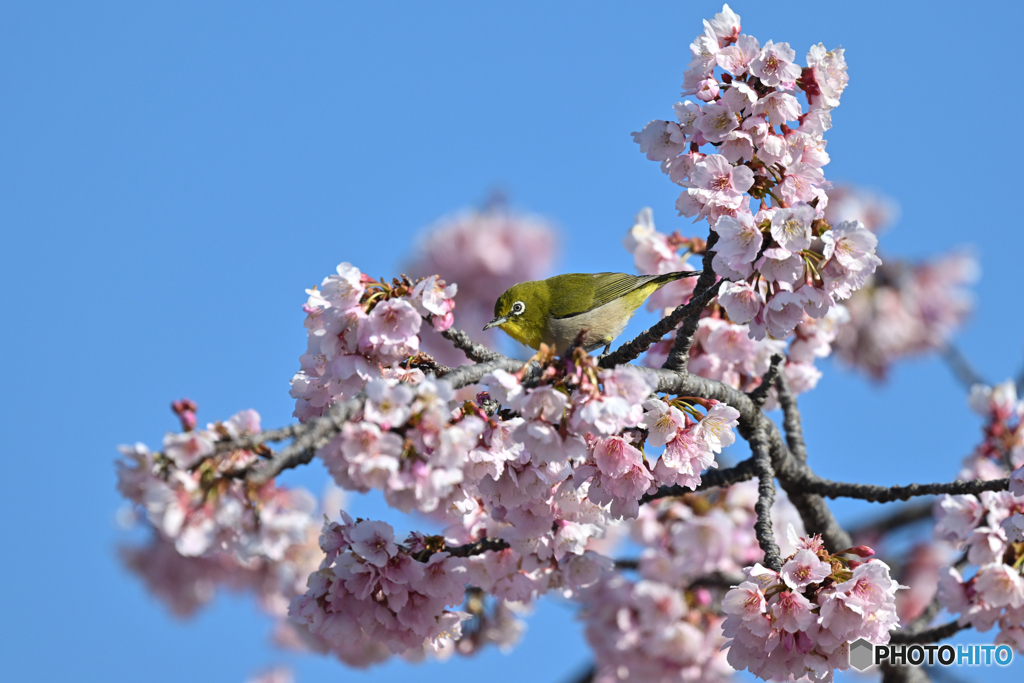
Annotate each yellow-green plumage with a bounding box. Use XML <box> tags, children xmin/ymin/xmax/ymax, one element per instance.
<box><xmin>484</xmin><ymin>271</ymin><xmax>698</xmax><ymax>354</ymax></box>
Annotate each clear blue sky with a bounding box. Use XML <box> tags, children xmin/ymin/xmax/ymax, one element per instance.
<box><xmin>1</xmin><ymin>2</ymin><xmax>1021</xmax><ymax>681</ymax></box>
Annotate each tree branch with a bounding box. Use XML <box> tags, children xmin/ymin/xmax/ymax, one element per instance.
<box><xmin>889</xmin><ymin>619</ymin><xmax>967</xmax><ymax>644</ymax></box>
<box><xmin>641</xmin><ymin>457</ymin><xmax>758</xmax><ymax>502</ymax></box>
<box><xmin>598</xmin><ymin>278</ymin><xmax>721</xmax><ymax>369</ymax></box>
<box><xmin>775</xmin><ymin>370</ymin><xmax>808</xmax><ymax>464</ymax></box>
<box><xmin>751</xmin><ymin>424</ymin><xmax>782</xmax><ymax>571</ymax></box>
<box><xmin>663</xmin><ymin>231</ymin><xmax>719</xmax><ymax>372</ymax></box>
<box><xmin>747</xmin><ymin>353</ymin><xmax>783</xmax><ymax>408</ymax></box>
<box><xmin>795</xmin><ymin>475</ymin><xmax>1010</xmax><ymax>503</ymax></box>
<box><xmin>646</xmin><ymin>366</ymin><xmax>852</xmax><ymax>551</ymax></box>
<box><xmin>439</xmin><ymin>326</ymin><xmax>504</xmax><ymax>363</ymax></box>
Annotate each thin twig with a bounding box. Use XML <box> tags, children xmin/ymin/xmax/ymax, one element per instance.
<box><xmin>663</xmin><ymin>231</ymin><xmax>719</xmax><ymax>372</ymax></box>
<box><xmin>848</xmin><ymin>500</ymin><xmax>934</xmax><ymax>540</ymax></box>
<box><xmin>903</xmin><ymin>597</ymin><xmax>943</xmax><ymax>635</ymax></box>
<box><xmin>940</xmin><ymin>343</ymin><xmax>985</xmax><ymax>390</ymax></box>
<box><xmin>599</xmin><ymin>278</ymin><xmax>722</xmax><ymax>369</ymax></box>
<box><xmin>443</xmin><ymin>537</ymin><xmax>510</xmax><ymax>559</ymax></box>
<box><xmin>565</xmin><ymin>664</ymin><xmax>595</xmax><ymax>683</ymax></box>
<box><xmin>641</xmin><ymin>457</ymin><xmax>758</xmax><ymax>502</ymax></box>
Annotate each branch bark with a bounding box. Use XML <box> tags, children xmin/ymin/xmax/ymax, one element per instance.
<box><xmin>663</xmin><ymin>231</ymin><xmax>720</xmax><ymax>372</ymax></box>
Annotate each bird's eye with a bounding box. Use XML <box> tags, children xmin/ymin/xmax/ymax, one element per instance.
<box><xmin>511</xmin><ymin>301</ymin><xmax>525</xmax><ymax>315</ymax></box>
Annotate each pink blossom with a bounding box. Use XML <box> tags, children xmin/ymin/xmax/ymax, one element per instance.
<box><xmin>717</xmin><ymin>34</ymin><xmax>760</xmax><ymax>76</ymax></box>
<box><xmin>780</xmin><ymin>549</ymin><xmax>832</xmax><ymax>591</ymax></box>
<box><xmin>632</xmin><ymin>120</ymin><xmax>688</xmax><ymax>161</ymax></box>
<box><xmin>1011</xmin><ymin>466</ymin><xmax>1024</xmax><ymax>497</ymax></box>
<box><xmin>756</xmin><ymin>247</ymin><xmax>803</xmax><ymax>285</ymax></box>
<box><xmin>769</xmin><ymin>205</ymin><xmax>814</xmax><ymax>253</ymax></box>
<box><xmin>720</xmin><ymin>129</ymin><xmax>754</xmax><ymax>163</ymax></box>
<box><xmin>360</xmin><ymin>298</ymin><xmax>421</xmax><ymax>363</ymax></box>
<box><xmin>706</xmin><ymin>4</ymin><xmax>741</xmax><ymax>42</ymax></box>
<box><xmin>717</xmin><ymin>281</ymin><xmax>763</xmax><ymax>325</ymax></box>
<box><xmin>778</xmin><ymin>163</ymin><xmax>827</xmax><ymax>205</ymax></box>
<box><xmin>592</xmin><ymin>436</ymin><xmax>644</xmax><ymax>478</ymax></box>
<box><xmin>696</xmin><ymin>404</ymin><xmax>740</xmax><ymax>453</ymax></box>
<box><xmin>751</xmin><ymin>40</ymin><xmax>801</xmax><ymax>87</ymax></box>
<box><xmin>318</xmin><ymin>262</ymin><xmax>364</xmax><ymax>310</ymax></box>
<box><xmin>821</xmin><ymin>220</ymin><xmax>879</xmax><ymax>271</ymax></box>
<box><xmin>752</xmin><ymin>91</ymin><xmax>802</xmax><ymax>125</ymax></box>
<box><xmin>805</xmin><ymin>43</ymin><xmax>848</xmax><ymax>109</ymax></box>
<box><xmin>163</xmin><ymin>430</ymin><xmax>215</xmax><ymax>470</ymax></box>
<box><xmin>349</xmin><ymin>520</ymin><xmax>398</xmax><ymax>567</ymax></box>
<box><xmin>362</xmin><ymin>379</ymin><xmax>414</xmax><ymax>429</ymax></box>
<box><xmin>771</xmin><ymin>590</ymin><xmax>816</xmax><ymax>632</ymax></box>
<box><xmin>693</xmin><ymin>154</ymin><xmax>754</xmax><ymax>196</ymax></box>
<box><xmin>711</xmin><ymin>212</ymin><xmax>761</xmax><ymax>277</ymax></box>
<box><xmin>696</xmin><ymin>102</ymin><xmax>740</xmax><ymax>143</ymax></box>
<box><xmin>975</xmin><ymin>563</ymin><xmax>1024</xmax><ymax>608</ymax></box>
<box><xmin>765</xmin><ymin>291</ymin><xmax>807</xmax><ymax>338</ymax></box>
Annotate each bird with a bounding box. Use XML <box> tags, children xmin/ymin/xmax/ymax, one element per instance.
<box><xmin>483</xmin><ymin>271</ymin><xmax>700</xmax><ymax>355</ymax></box>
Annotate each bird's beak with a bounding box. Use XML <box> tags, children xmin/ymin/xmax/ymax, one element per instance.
<box><xmin>483</xmin><ymin>316</ymin><xmax>508</xmax><ymax>331</ymax></box>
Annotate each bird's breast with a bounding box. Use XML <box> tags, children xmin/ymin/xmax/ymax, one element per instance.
<box><xmin>544</xmin><ymin>298</ymin><xmax>636</xmax><ymax>354</ymax></box>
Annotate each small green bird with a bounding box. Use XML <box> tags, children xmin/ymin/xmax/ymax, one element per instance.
<box><xmin>484</xmin><ymin>271</ymin><xmax>700</xmax><ymax>354</ymax></box>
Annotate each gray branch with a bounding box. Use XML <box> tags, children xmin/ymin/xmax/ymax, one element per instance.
<box><xmin>662</xmin><ymin>231</ymin><xmax>719</xmax><ymax>372</ymax></box>
<box><xmin>750</xmin><ymin>424</ymin><xmax>782</xmax><ymax>571</ymax></box>
<box><xmin>599</xmin><ymin>276</ymin><xmax>720</xmax><ymax>369</ymax></box>
<box><xmin>775</xmin><ymin>370</ymin><xmax>808</xmax><ymax>464</ymax></box>
<box><xmin>439</xmin><ymin>326</ymin><xmax>503</xmax><ymax>364</ymax></box>
<box><xmin>794</xmin><ymin>475</ymin><xmax>1010</xmax><ymax>503</ymax></box>
<box><xmin>889</xmin><ymin>619</ymin><xmax>967</xmax><ymax>644</ymax></box>
<box><xmin>747</xmin><ymin>353</ymin><xmax>783</xmax><ymax>408</ymax></box>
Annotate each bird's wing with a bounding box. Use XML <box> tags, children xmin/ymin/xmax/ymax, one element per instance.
<box><xmin>549</xmin><ymin>272</ymin><xmax>666</xmax><ymax>319</ymax></box>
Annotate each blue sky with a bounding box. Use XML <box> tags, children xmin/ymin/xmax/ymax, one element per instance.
<box><xmin>2</xmin><ymin>1</ymin><xmax>1022</xmax><ymax>681</ymax></box>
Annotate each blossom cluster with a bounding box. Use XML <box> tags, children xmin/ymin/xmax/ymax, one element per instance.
<box><xmin>633</xmin><ymin>4</ymin><xmax>880</xmax><ymax>342</ymax></box>
<box><xmin>117</xmin><ymin>407</ymin><xmax>316</xmax><ymax>562</ymax></box>
<box><xmin>633</xmin><ymin>480</ymin><xmax>805</xmax><ymax>582</ymax></box>
<box><xmin>927</xmin><ymin>381</ymin><xmax>1024</xmax><ymax>651</ymax></box>
<box><xmin>115</xmin><ymin>403</ymin><xmax>337</xmax><ymax>662</ymax></box>
<box><xmin>578</xmin><ymin>481</ymin><xmax>803</xmax><ymax>682</ymax></box>
<box><xmin>289</xmin><ymin>515</ymin><xmax>471</xmax><ymax>661</ymax></box>
<box><xmin>319</xmin><ymin>348</ymin><xmax>739</xmax><ymax>527</ymax></box>
<box><xmin>405</xmin><ymin>205</ymin><xmax>557</xmax><ymax>365</ymax></box>
<box><xmin>581</xmin><ymin>574</ymin><xmax>732</xmax><ymax>683</ymax></box>
<box><xmin>289</xmin><ymin>264</ymin><xmax>457</xmax><ymax>422</ymax></box>
<box><xmin>722</xmin><ymin>532</ymin><xmax>903</xmax><ymax>681</ymax></box>
<box><xmin>822</xmin><ymin>186</ymin><xmax>977</xmax><ymax>379</ymax></box>
<box><xmin>309</xmin><ymin>349</ymin><xmax>741</xmax><ymax>662</ymax></box>
<box><xmin>960</xmin><ymin>381</ymin><xmax>1024</xmax><ymax>482</ymax></box>
<box><xmin>625</xmin><ymin>208</ymin><xmax>848</xmax><ymax>404</ymax></box>
<box><xmin>935</xmin><ymin>491</ymin><xmax>1024</xmax><ymax>651</ymax></box>
<box><xmin>319</xmin><ymin>376</ymin><xmax>486</xmax><ymax>515</ymax></box>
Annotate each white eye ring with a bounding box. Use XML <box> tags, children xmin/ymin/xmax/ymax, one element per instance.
<box><xmin>511</xmin><ymin>301</ymin><xmax>526</xmax><ymax>315</ymax></box>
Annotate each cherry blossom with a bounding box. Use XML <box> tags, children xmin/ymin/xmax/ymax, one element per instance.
<box><xmin>722</xmin><ymin>535</ymin><xmax>903</xmax><ymax>681</ymax></box>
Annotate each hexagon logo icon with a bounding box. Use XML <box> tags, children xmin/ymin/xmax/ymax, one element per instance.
<box><xmin>849</xmin><ymin>638</ymin><xmax>874</xmax><ymax>671</ymax></box>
